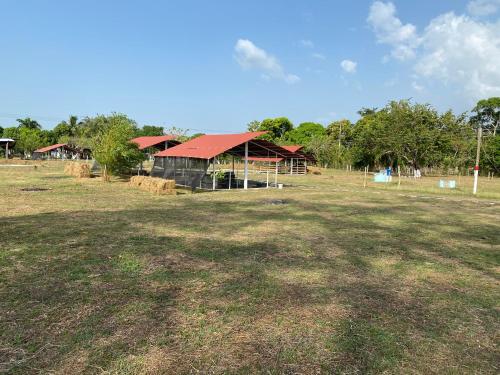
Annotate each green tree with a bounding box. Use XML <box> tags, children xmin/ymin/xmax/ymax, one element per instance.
<box><xmin>53</xmin><ymin>115</ymin><xmax>80</xmax><ymax>141</ymax></box>
<box><xmin>437</xmin><ymin>111</ymin><xmax>474</xmax><ymax>171</ymax></box>
<box><xmin>2</xmin><ymin>127</ymin><xmax>19</xmax><ymax>140</ymax></box>
<box><xmin>285</xmin><ymin>122</ymin><xmax>325</xmax><ymax>145</ymax></box>
<box><xmin>90</xmin><ymin>114</ymin><xmax>145</xmax><ymax>180</ymax></box>
<box><xmin>136</xmin><ymin>125</ymin><xmax>164</xmax><ymax>137</ymax></box>
<box><xmin>352</xmin><ymin>100</ymin><xmax>442</xmax><ymax>169</ymax></box>
<box><xmin>247</xmin><ymin>120</ymin><xmax>261</xmax><ymax>132</ymax></box>
<box><xmin>471</xmin><ymin>97</ymin><xmax>500</xmax><ymax>136</ymax></box>
<box><xmin>326</xmin><ymin>120</ymin><xmax>353</xmax><ymax>148</ymax></box>
<box><xmin>16</xmin><ymin>117</ymin><xmax>41</xmax><ymax>130</ymax></box>
<box><xmin>308</xmin><ymin>135</ymin><xmax>353</xmax><ymax>168</ymax></box>
<box><xmin>40</xmin><ymin>130</ymin><xmax>57</xmax><ymax>145</ymax></box>
<box><xmin>18</xmin><ymin>128</ymin><xmax>43</xmax><ymax>156</ymax></box>
<box><xmin>250</xmin><ymin>117</ymin><xmax>293</xmax><ymax>141</ymax></box>
<box><xmin>480</xmin><ymin>135</ymin><xmax>500</xmax><ymax>173</ymax></box>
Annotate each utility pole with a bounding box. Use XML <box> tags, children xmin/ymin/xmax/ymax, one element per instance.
<box><xmin>473</xmin><ymin>127</ymin><xmax>482</xmax><ymax>195</ymax></box>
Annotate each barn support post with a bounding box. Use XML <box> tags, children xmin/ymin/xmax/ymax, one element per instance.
<box><xmin>229</xmin><ymin>155</ymin><xmax>234</xmax><ymax>190</ymax></box>
<box><xmin>290</xmin><ymin>158</ymin><xmax>293</xmax><ymax>175</ymax></box>
<box><xmin>5</xmin><ymin>142</ymin><xmax>8</xmax><ymax>160</ymax></box>
<box><xmin>266</xmin><ymin>170</ymin><xmax>269</xmax><ymax>188</ymax></box>
<box><xmin>212</xmin><ymin>157</ymin><xmax>216</xmax><ymax>190</ymax></box>
<box><xmin>244</xmin><ymin>142</ymin><xmax>248</xmax><ymax>189</ymax></box>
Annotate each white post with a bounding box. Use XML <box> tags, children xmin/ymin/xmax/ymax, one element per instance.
<box><xmin>473</xmin><ymin>127</ymin><xmax>482</xmax><ymax>195</ymax></box>
<box><xmin>244</xmin><ymin>142</ymin><xmax>248</xmax><ymax>189</ymax></box>
<box><xmin>5</xmin><ymin>142</ymin><xmax>8</xmax><ymax>160</ymax></box>
<box><xmin>212</xmin><ymin>157</ymin><xmax>216</xmax><ymax>190</ymax></box>
<box><xmin>275</xmin><ymin>154</ymin><xmax>278</xmax><ymax>187</ymax></box>
<box><xmin>290</xmin><ymin>158</ymin><xmax>293</xmax><ymax>175</ymax></box>
<box><xmin>266</xmin><ymin>170</ymin><xmax>269</xmax><ymax>188</ymax></box>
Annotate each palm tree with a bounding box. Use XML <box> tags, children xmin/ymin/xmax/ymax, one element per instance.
<box><xmin>16</xmin><ymin>117</ymin><xmax>41</xmax><ymax>130</ymax></box>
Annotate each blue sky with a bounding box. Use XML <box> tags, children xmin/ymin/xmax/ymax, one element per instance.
<box><xmin>1</xmin><ymin>0</ymin><xmax>499</xmax><ymax>133</ymax></box>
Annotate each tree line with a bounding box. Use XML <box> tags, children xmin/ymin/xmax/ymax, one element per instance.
<box><xmin>247</xmin><ymin>98</ymin><xmax>499</xmax><ymax>174</ymax></box>
<box><xmin>1</xmin><ymin>97</ymin><xmax>499</xmax><ymax>175</ymax></box>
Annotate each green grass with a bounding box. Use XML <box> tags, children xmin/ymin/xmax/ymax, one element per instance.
<box><xmin>0</xmin><ymin>160</ymin><xmax>499</xmax><ymax>374</ymax></box>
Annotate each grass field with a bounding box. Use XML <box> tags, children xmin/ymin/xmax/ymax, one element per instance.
<box><xmin>1</xmin><ymin>161</ymin><xmax>499</xmax><ymax>374</ymax></box>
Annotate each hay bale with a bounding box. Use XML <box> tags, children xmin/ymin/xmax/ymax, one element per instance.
<box><xmin>74</xmin><ymin>163</ymin><xmax>91</xmax><ymax>178</ymax></box>
<box><xmin>64</xmin><ymin>163</ymin><xmax>74</xmax><ymax>175</ymax></box>
<box><xmin>64</xmin><ymin>162</ymin><xmax>91</xmax><ymax>178</ymax></box>
<box><xmin>129</xmin><ymin>176</ymin><xmax>176</xmax><ymax>195</ymax></box>
<box><xmin>129</xmin><ymin>175</ymin><xmax>147</xmax><ymax>187</ymax></box>
<box><xmin>307</xmin><ymin>166</ymin><xmax>322</xmax><ymax>175</ymax></box>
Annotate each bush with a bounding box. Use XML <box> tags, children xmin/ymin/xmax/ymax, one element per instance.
<box><xmin>91</xmin><ymin>114</ymin><xmax>145</xmax><ymax>180</ymax></box>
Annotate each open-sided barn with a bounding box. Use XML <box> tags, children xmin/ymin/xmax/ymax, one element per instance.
<box><xmin>152</xmin><ymin>132</ymin><xmax>305</xmax><ymax>190</ymax></box>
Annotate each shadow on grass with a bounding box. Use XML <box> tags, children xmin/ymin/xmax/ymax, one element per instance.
<box><xmin>0</xmin><ymin>197</ymin><xmax>499</xmax><ymax>373</ymax></box>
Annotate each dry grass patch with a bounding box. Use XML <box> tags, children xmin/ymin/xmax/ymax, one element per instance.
<box><xmin>1</xmin><ymin>162</ymin><xmax>499</xmax><ymax>374</ymax></box>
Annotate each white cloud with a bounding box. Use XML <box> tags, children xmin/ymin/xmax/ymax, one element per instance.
<box><xmin>412</xmin><ymin>81</ymin><xmax>424</xmax><ymax>92</ymax></box>
<box><xmin>300</xmin><ymin>39</ymin><xmax>314</xmax><ymax>48</ymax></box>
<box><xmin>467</xmin><ymin>0</ymin><xmax>500</xmax><ymax>16</ymax></box>
<box><xmin>234</xmin><ymin>39</ymin><xmax>300</xmax><ymax>84</ymax></box>
<box><xmin>312</xmin><ymin>53</ymin><xmax>326</xmax><ymax>60</ymax></box>
<box><xmin>340</xmin><ymin>59</ymin><xmax>357</xmax><ymax>73</ymax></box>
<box><xmin>415</xmin><ymin>12</ymin><xmax>500</xmax><ymax>98</ymax></box>
<box><xmin>368</xmin><ymin>2</ymin><xmax>500</xmax><ymax>100</ymax></box>
<box><xmin>367</xmin><ymin>1</ymin><xmax>420</xmax><ymax>60</ymax></box>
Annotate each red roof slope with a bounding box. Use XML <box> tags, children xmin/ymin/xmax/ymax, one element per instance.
<box><xmin>282</xmin><ymin>145</ymin><xmax>303</xmax><ymax>153</ymax></box>
<box><xmin>131</xmin><ymin>135</ymin><xmax>178</xmax><ymax>150</ymax></box>
<box><xmin>155</xmin><ymin>132</ymin><xmax>268</xmax><ymax>159</ymax></box>
<box><xmin>35</xmin><ymin>143</ymin><xmax>68</xmax><ymax>153</ymax></box>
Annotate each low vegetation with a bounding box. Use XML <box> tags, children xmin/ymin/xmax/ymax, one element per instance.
<box><xmin>0</xmin><ymin>161</ymin><xmax>498</xmax><ymax>374</ymax></box>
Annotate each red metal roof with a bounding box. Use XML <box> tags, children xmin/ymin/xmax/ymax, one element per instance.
<box><xmin>35</xmin><ymin>143</ymin><xmax>68</xmax><ymax>153</ymax></box>
<box><xmin>131</xmin><ymin>135</ymin><xmax>178</xmax><ymax>150</ymax></box>
<box><xmin>247</xmin><ymin>156</ymin><xmax>284</xmax><ymax>162</ymax></box>
<box><xmin>155</xmin><ymin>132</ymin><xmax>269</xmax><ymax>159</ymax></box>
<box><xmin>282</xmin><ymin>145</ymin><xmax>303</xmax><ymax>153</ymax></box>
